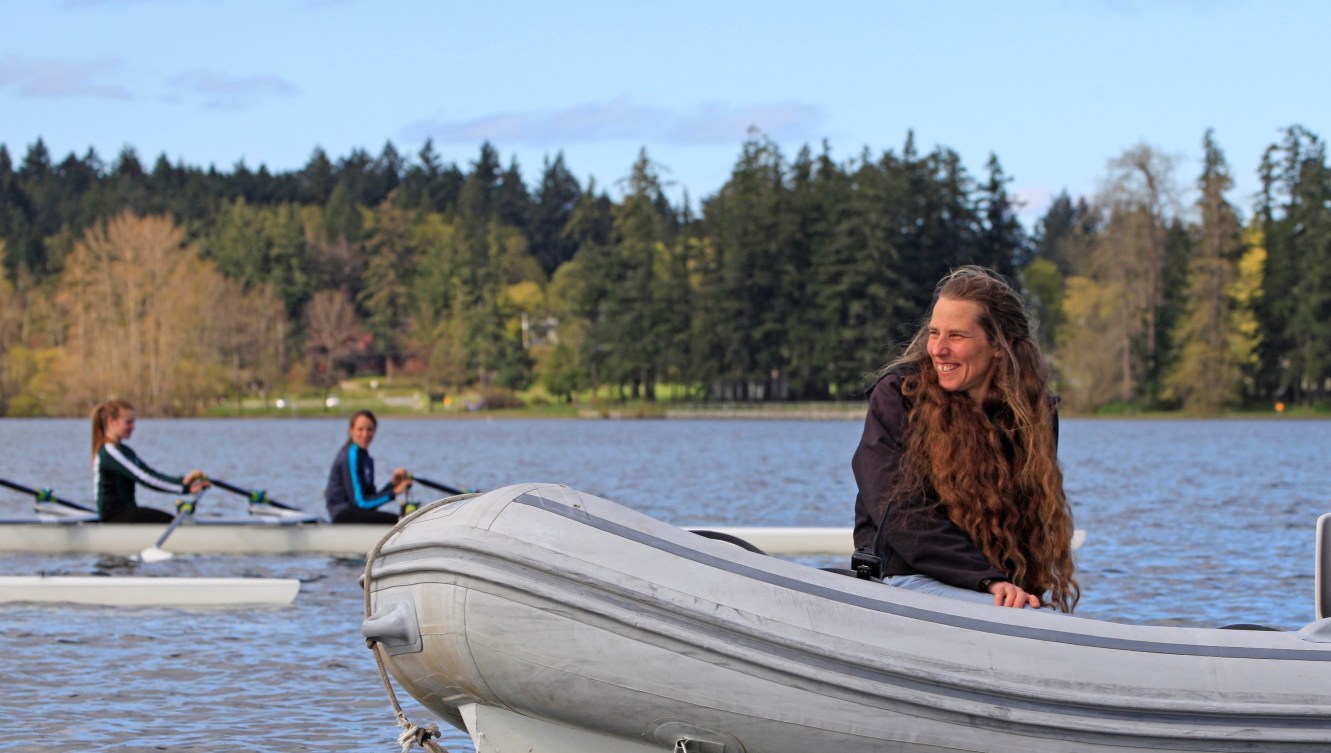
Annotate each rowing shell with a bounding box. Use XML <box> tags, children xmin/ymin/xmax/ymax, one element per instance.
<box><xmin>0</xmin><ymin>517</ymin><xmax>388</xmax><ymax>555</ymax></box>
<box><xmin>0</xmin><ymin>520</ymin><xmax>852</xmax><ymax>556</ymax></box>
<box><xmin>0</xmin><ymin>575</ymin><xmax>300</xmax><ymax>606</ymax></box>
<box><xmin>0</xmin><ymin>518</ymin><xmax>1085</xmax><ymax>557</ymax></box>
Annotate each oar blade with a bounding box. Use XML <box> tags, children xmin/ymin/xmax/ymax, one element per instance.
<box><xmin>138</xmin><ymin>546</ymin><xmax>174</xmax><ymax>563</ymax></box>
<box><xmin>137</xmin><ymin>490</ymin><xmax>204</xmax><ymax>563</ymax></box>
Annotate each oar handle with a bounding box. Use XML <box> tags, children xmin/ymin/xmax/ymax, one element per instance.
<box><xmin>410</xmin><ymin>476</ymin><xmax>478</xmax><ymax>496</ymax></box>
<box><xmin>210</xmin><ymin>478</ymin><xmax>303</xmax><ymax>511</ymax></box>
<box><xmin>0</xmin><ymin>477</ymin><xmax>96</xmax><ymax>513</ymax></box>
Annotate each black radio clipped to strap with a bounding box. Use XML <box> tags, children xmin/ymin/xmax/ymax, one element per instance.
<box><xmin>851</xmin><ymin>547</ymin><xmax>883</xmax><ymax>580</ymax></box>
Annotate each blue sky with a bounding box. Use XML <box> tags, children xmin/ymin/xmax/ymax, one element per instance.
<box><xmin>2</xmin><ymin>0</ymin><xmax>1327</xmax><ymax>226</ymax></box>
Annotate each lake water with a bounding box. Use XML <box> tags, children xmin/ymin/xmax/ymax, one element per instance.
<box><xmin>1</xmin><ymin>416</ymin><xmax>1328</xmax><ymax>752</ymax></box>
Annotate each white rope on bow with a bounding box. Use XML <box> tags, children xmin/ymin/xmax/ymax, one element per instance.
<box><xmin>362</xmin><ymin>494</ymin><xmax>479</xmax><ymax>753</ymax></box>
<box><xmin>395</xmin><ymin>715</ymin><xmax>446</xmax><ymax>753</ymax></box>
<box><xmin>369</xmin><ymin>640</ymin><xmax>449</xmax><ymax>753</ymax></box>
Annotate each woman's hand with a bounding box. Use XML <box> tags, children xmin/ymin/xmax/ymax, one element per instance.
<box><xmin>987</xmin><ymin>580</ymin><xmax>1041</xmax><ymax>609</ymax></box>
<box><xmin>183</xmin><ymin>470</ymin><xmax>211</xmax><ymax>494</ymax></box>
<box><xmin>391</xmin><ymin>467</ymin><xmax>413</xmax><ymax>495</ymax></box>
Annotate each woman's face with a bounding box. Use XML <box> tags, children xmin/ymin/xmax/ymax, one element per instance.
<box><xmin>106</xmin><ymin>409</ymin><xmax>136</xmax><ymax>443</ymax></box>
<box><xmin>349</xmin><ymin>416</ymin><xmax>377</xmax><ymax>450</ymax></box>
<box><xmin>927</xmin><ymin>296</ymin><xmax>999</xmax><ymax>403</ymax></box>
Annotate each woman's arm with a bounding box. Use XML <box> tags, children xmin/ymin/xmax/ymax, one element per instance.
<box><xmin>101</xmin><ymin>444</ymin><xmax>187</xmax><ymax>494</ymax></box>
<box><xmin>347</xmin><ymin>445</ymin><xmax>394</xmax><ymax>510</ymax></box>
<box><xmin>880</xmin><ymin>490</ymin><xmax>1006</xmax><ymax>591</ymax></box>
<box><xmin>851</xmin><ymin>375</ymin><xmax>908</xmax><ymax>551</ymax></box>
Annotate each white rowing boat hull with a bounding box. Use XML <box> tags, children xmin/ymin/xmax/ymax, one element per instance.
<box><xmin>0</xmin><ymin>575</ymin><xmax>300</xmax><ymax>606</ymax></box>
<box><xmin>0</xmin><ymin>521</ymin><xmax>391</xmax><ymax>555</ymax></box>
<box><xmin>0</xmin><ymin>520</ymin><xmax>863</xmax><ymax>556</ymax></box>
<box><xmin>0</xmin><ymin>506</ymin><xmax>1083</xmax><ymax>557</ymax></box>
<box><xmin>362</xmin><ymin>483</ymin><xmax>1331</xmax><ymax>753</ymax></box>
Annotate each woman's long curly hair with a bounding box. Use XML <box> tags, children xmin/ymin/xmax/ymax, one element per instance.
<box><xmin>884</xmin><ymin>266</ymin><xmax>1079</xmax><ymax>612</ymax></box>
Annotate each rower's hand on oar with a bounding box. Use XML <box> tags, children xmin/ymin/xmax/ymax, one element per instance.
<box><xmin>183</xmin><ymin>470</ymin><xmax>210</xmax><ymax>494</ymax></box>
<box><xmin>391</xmin><ymin>468</ymin><xmax>413</xmax><ymax>495</ymax></box>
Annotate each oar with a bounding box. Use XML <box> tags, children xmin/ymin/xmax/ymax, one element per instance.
<box><xmin>0</xmin><ymin>477</ymin><xmax>97</xmax><ymax>514</ymax></box>
<box><xmin>410</xmin><ymin>475</ymin><xmax>480</xmax><ymax>496</ymax></box>
<box><xmin>139</xmin><ymin>489</ymin><xmax>206</xmax><ymax>563</ymax></box>
<box><xmin>209</xmin><ymin>478</ymin><xmax>305</xmax><ymax>512</ymax></box>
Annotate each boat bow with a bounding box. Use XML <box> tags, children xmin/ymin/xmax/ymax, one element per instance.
<box><xmin>363</xmin><ymin>483</ymin><xmax>1331</xmax><ymax>753</ymax></box>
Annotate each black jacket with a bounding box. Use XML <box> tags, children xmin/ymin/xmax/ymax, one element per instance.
<box><xmin>853</xmin><ymin>369</ymin><xmax>1041</xmax><ymax>591</ymax></box>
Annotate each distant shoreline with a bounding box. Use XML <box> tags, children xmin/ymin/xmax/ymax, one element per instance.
<box><xmin>584</xmin><ymin>403</ymin><xmax>869</xmax><ymax>420</ymax></box>
<box><xmin>2</xmin><ymin>402</ymin><xmax>1321</xmax><ymax>421</ymax></box>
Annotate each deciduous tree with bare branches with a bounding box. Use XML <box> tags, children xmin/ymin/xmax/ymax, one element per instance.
<box><xmin>56</xmin><ymin>211</ymin><xmax>230</xmax><ymax>414</ymax></box>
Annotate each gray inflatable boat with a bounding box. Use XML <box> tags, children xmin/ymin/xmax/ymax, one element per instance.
<box><xmin>362</xmin><ymin>483</ymin><xmax>1331</xmax><ymax>753</ymax></box>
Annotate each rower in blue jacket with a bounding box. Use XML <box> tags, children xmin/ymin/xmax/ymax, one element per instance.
<box><xmin>325</xmin><ymin>409</ymin><xmax>412</xmax><ymax>524</ymax></box>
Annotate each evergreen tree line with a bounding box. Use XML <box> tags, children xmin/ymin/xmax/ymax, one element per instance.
<box><xmin>0</xmin><ymin>125</ymin><xmax>1327</xmax><ymax>416</ymax></box>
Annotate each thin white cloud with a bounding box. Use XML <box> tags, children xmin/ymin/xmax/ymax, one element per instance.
<box><xmin>0</xmin><ymin>55</ymin><xmax>132</xmax><ymax>100</ymax></box>
<box><xmin>0</xmin><ymin>55</ymin><xmax>298</xmax><ymax>110</ymax></box>
<box><xmin>407</xmin><ymin>96</ymin><xmax>826</xmax><ymax>147</ymax></box>
<box><xmin>166</xmin><ymin>70</ymin><xmax>299</xmax><ymax>110</ymax></box>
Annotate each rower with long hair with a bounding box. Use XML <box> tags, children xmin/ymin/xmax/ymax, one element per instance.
<box><xmin>852</xmin><ymin>266</ymin><xmax>1079</xmax><ymax>612</ymax></box>
<box><xmin>91</xmin><ymin>399</ymin><xmax>209</xmax><ymax>523</ymax></box>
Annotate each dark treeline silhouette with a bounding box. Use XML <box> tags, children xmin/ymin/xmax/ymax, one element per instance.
<box><xmin>1</xmin><ymin>125</ymin><xmax>1328</xmax><ymax>416</ymax></box>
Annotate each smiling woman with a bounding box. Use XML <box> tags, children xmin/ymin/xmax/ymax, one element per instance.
<box><xmin>91</xmin><ymin>398</ymin><xmax>209</xmax><ymax>523</ymax></box>
<box><xmin>323</xmin><ymin>409</ymin><xmax>413</xmax><ymax>524</ymax></box>
<box><xmin>851</xmin><ymin>266</ymin><xmax>1079</xmax><ymax>613</ymax></box>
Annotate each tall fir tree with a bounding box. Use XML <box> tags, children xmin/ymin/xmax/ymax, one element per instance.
<box><xmin>976</xmin><ymin>154</ymin><xmax>1025</xmax><ymax>278</ymax></box>
<box><xmin>1255</xmin><ymin>126</ymin><xmax>1331</xmax><ymax>404</ymax></box>
<box><xmin>530</xmin><ymin>153</ymin><xmax>582</xmax><ymax>276</ymax></box>
<box><xmin>494</xmin><ymin>157</ymin><xmax>533</xmax><ymax>238</ymax></box>
<box><xmin>1164</xmin><ymin>130</ymin><xmax>1249</xmax><ymax>411</ymax></box>
<box><xmin>300</xmin><ymin>147</ymin><xmax>336</xmax><ymax>205</ymax></box>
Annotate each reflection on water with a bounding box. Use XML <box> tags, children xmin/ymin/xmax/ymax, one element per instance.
<box><xmin>1</xmin><ymin>416</ymin><xmax>1328</xmax><ymax>751</ymax></box>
